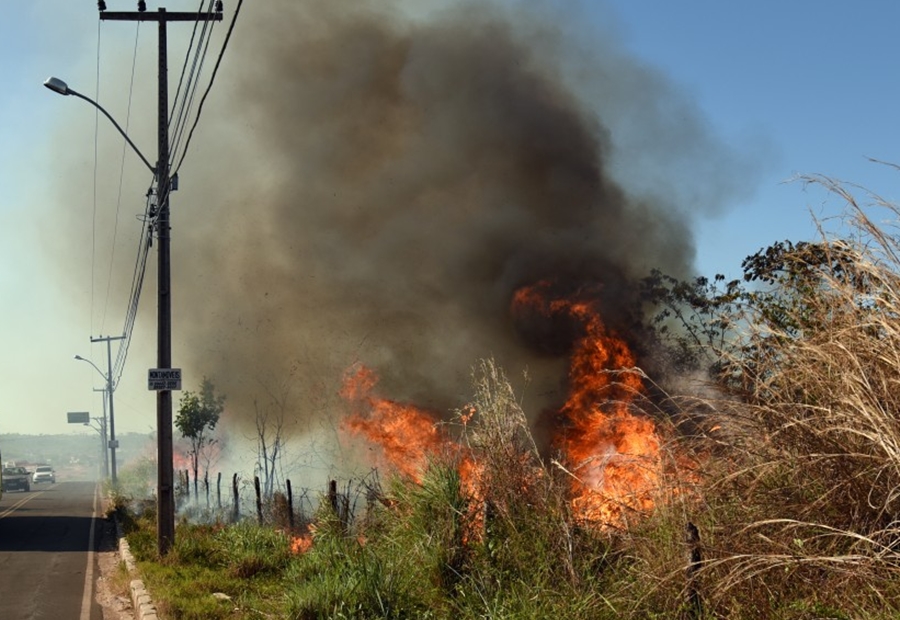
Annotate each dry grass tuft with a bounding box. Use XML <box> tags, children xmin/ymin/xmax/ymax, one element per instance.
<box><xmin>679</xmin><ymin>178</ymin><xmax>900</xmax><ymax>617</ymax></box>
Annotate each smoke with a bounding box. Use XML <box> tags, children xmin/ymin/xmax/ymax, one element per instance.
<box><xmin>74</xmin><ymin>1</ymin><xmax>761</xmax><ymax>453</ymax></box>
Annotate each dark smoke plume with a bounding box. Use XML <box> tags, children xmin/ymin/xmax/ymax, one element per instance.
<box><xmin>148</xmin><ymin>0</ymin><xmax>757</xmax><ymax>443</ymax></box>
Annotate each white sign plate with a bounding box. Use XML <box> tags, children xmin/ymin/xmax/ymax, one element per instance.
<box><xmin>148</xmin><ymin>368</ymin><xmax>182</xmax><ymax>391</ymax></box>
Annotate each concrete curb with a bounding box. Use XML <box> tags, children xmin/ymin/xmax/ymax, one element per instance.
<box><xmin>115</xmin><ymin>516</ymin><xmax>158</xmax><ymax>620</ymax></box>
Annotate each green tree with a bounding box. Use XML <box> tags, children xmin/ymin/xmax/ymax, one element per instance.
<box><xmin>175</xmin><ymin>377</ymin><xmax>225</xmax><ymax>501</ymax></box>
<box><xmin>642</xmin><ymin>239</ymin><xmax>868</xmax><ymax>398</ymax></box>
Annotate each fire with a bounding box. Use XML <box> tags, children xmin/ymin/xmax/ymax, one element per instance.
<box><xmin>291</xmin><ymin>534</ymin><xmax>313</xmax><ymax>555</ymax></box>
<box><xmin>341</xmin><ymin>278</ymin><xmax>662</xmax><ymax>530</ymax></box>
<box><xmin>341</xmin><ymin>364</ymin><xmax>449</xmax><ymax>481</ymax></box>
<box><xmin>514</xmin><ymin>280</ymin><xmax>660</xmax><ymax>527</ymax></box>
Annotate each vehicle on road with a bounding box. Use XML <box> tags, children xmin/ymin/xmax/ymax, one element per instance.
<box><xmin>32</xmin><ymin>466</ymin><xmax>55</xmax><ymax>484</ymax></box>
<box><xmin>1</xmin><ymin>467</ymin><xmax>31</xmax><ymax>492</ymax></box>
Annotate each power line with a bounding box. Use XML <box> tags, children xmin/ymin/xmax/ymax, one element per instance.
<box><xmin>91</xmin><ymin>20</ymin><xmax>102</xmax><ymax>338</ymax></box>
<box><xmin>103</xmin><ymin>22</ymin><xmax>143</xmax><ymax>332</ymax></box>
<box><xmin>172</xmin><ymin>0</ymin><xmax>244</xmax><ymax>176</ymax></box>
<box><xmin>169</xmin><ymin>0</ymin><xmax>217</xmax><ymax>169</ymax></box>
<box><xmin>112</xmin><ymin>187</ymin><xmax>155</xmax><ymax>384</ymax></box>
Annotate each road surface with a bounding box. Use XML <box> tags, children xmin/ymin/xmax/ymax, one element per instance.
<box><xmin>0</xmin><ymin>480</ymin><xmax>104</xmax><ymax>619</ymax></box>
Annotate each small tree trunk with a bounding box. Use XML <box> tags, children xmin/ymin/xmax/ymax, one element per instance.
<box><xmin>217</xmin><ymin>472</ymin><xmax>222</xmax><ymax>509</ymax></box>
<box><xmin>204</xmin><ymin>471</ymin><xmax>210</xmax><ymax>508</ymax></box>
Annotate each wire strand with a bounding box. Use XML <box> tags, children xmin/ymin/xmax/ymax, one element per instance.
<box><xmin>91</xmin><ymin>20</ymin><xmax>102</xmax><ymax>338</ymax></box>
<box><xmin>103</xmin><ymin>22</ymin><xmax>143</xmax><ymax>332</ymax></box>
<box><xmin>173</xmin><ymin>0</ymin><xmax>244</xmax><ymax>175</ymax></box>
<box><xmin>169</xmin><ymin>0</ymin><xmax>215</xmax><ymax>168</ymax></box>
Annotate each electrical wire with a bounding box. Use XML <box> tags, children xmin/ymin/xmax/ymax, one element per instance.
<box><xmin>102</xmin><ymin>22</ymin><xmax>142</xmax><ymax>333</ymax></box>
<box><xmin>112</xmin><ymin>187</ymin><xmax>155</xmax><ymax>384</ymax></box>
<box><xmin>169</xmin><ymin>0</ymin><xmax>217</xmax><ymax>169</ymax></box>
<box><xmin>169</xmin><ymin>0</ymin><xmax>207</xmax><ymax>120</ymax></box>
<box><xmin>172</xmin><ymin>0</ymin><xmax>244</xmax><ymax>176</ymax></box>
<box><xmin>169</xmin><ymin>1</ymin><xmax>212</xmax><ymax>159</ymax></box>
<box><xmin>91</xmin><ymin>20</ymin><xmax>102</xmax><ymax>338</ymax></box>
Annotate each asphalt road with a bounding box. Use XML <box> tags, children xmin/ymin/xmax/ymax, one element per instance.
<box><xmin>0</xmin><ymin>480</ymin><xmax>104</xmax><ymax>620</ymax></box>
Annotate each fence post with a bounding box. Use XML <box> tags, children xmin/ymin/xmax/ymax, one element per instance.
<box><xmin>287</xmin><ymin>479</ymin><xmax>295</xmax><ymax>530</ymax></box>
<box><xmin>255</xmin><ymin>475</ymin><xmax>263</xmax><ymax>524</ymax></box>
<box><xmin>685</xmin><ymin>521</ymin><xmax>703</xmax><ymax>619</ymax></box>
<box><xmin>232</xmin><ymin>473</ymin><xmax>239</xmax><ymax>522</ymax></box>
<box><xmin>217</xmin><ymin>472</ymin><xmax>222</xmax><ymax>509</ymax></box>
<box><xmin>205</xmin><ymin>471</ymin><xmax>210</xmax><ymax>508</ymax></box>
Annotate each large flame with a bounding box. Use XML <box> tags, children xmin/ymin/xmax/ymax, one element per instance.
<box><xmin>513</xmin><ymin>280</ymin><xmax>660</xmax><ymax>527</ymax></box>
<box><xmin>341</xmin><ymin>364</ymin><xmax>448</xmax><ymax>481</ymax></box>
<box><xmin>342</xmin><ymin>279</ymin><xmax>662</xmax><ymax>529</ymax></box>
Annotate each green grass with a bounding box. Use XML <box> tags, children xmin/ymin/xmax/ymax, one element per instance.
<box><xmin>118</xmin><ymin>184</ymin><xmax>900</xmax><ymax>618</ymax></box>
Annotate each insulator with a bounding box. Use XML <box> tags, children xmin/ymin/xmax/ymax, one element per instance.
<box><xmin>97</xmin><ymin>0</ymin><xmax>107</xmax><ymax>11</ymax></box>
<box><xmin>138</xmin><ymin>0</ymin><xmax>147</xmax><ymax>12</ymax></box>
<box><xmin>215</xmin><ymin>0</ymin><xmax>223</xmax><ymax>11</ymax></box>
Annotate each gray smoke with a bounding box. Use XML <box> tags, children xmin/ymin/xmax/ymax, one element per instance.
<box><xmin>64</xmin><ymin>1</ymin><xmax>761</xmax><ymax>443</ymax></box>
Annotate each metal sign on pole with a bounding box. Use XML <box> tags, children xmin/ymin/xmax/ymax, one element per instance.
<box><xmin>148</xmin><ymin>368</ymin><xmax>182</xmax><ymax>391</ymax></box>
<box><xmin>66</xmin><ymin>411</ymin><xmax>90</xmax><ymax>424</ymax></box>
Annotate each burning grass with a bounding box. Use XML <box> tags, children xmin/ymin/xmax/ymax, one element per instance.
<box><xmin>117</xmin><ymin>178</ymin><xmax>900</xmax><ymax>618</ymax></box>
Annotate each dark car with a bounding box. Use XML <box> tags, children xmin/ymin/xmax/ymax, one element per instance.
<box><xmin>2</xmin><ymin>467</ymin><xmax>31</xmax><ymax>492</ymax></box>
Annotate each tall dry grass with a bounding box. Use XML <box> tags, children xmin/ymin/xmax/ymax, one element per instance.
<box><xmin>669</xmin><ymin>177</ymin><xmax>900</xmax><ymax>617</ymax></box>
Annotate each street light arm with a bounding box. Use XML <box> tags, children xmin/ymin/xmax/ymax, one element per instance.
<box><xmin>43</xmin><ymin>77</ymin><xmax>157</xmax><ymax>176</ymax></box>
<box><xmin>74</xmin><ymin>354</ymin><xmax>108</xmax><ymax>383</ymax></box>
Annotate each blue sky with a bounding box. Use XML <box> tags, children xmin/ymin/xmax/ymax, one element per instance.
<box><xmin>1</xmin><ymin>1</ymin><xmax>898</xmax><ymax>438</ymax></box>
<box><xmin>611</xmin><ymin>2</ymin><xmax>900</xmax><ymax>273</ymax></box>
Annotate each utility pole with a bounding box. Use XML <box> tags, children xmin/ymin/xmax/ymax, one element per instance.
<box><xmin>100</xmin><ymin>4</ymin><xmax>222</xmax><ymax>556</ymax></box>
<box><xmin>93</xmin><ymin>387</ymin><xmax>110</xmax><ymax>478</ymax></box>
<box><xmin>91</xmin><ymin>334</ymin><xmax>124</xmax><ymax>484</ymax></box>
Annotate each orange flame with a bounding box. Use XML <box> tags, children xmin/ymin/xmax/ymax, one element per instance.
<box><xmin>341</xmin><ymin>279</ymin><xmax>662</xmax><ymax>530</ymax></box>
<box><xmin>341</xmin><ymin>364</ymin><xmax>448</xmax><ymax>481</ymax></box>
<box><xmin>513</xmin><ymin>280</ymin><xmax>661</xmax><ymax>527</ymax></box>
<box><xmin>290</xmin><ymin>534</ymin><xmax>313</xmax><ymax>555</ymax></box>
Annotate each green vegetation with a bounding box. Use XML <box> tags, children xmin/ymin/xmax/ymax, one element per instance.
<box><xmin>175</xmin><ymin>377</ymin><xmax>226</xmax><ymax>501</ymax></box>
<box><xmin>120</xmin><ymin>179</ymin><xmax>900</xmax><ymax>618</ymax></box>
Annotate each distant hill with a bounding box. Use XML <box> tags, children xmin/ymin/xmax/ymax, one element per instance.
<box><xmin>0</xmin><ymin>432</ymin><xmax>153</xmax><ymax>475</ymax></box>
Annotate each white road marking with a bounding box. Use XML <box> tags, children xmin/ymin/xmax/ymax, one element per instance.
<box><xmin>80</xmin><ymin>483</ymin><xmax>99</xmax><ymax>620</ymax></box>
<box><xmin>0</xmin><ymin>489</ymin><xmax>44</xmax><ymax>519</ymax></box>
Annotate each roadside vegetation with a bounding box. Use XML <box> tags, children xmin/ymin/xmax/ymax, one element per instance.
<box><xmin>115</xmin><ymin>178</ymin><xmax>900</xmax><ymax>618</ymax></box>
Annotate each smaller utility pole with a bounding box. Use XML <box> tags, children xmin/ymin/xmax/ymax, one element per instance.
<box><xmin>91</xmin><ymin>335</ymin><xmax>124</xmax><ymax>484</ymax></box>
<box><xmin>93</xmin><ymin>387</ymin><xmax>110</xmax><ymax>478</ymax></box>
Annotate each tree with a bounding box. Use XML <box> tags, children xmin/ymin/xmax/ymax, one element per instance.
<box><xmin>253</xmin><ymin>379</ymin><xmax>290</xmax><ymax>499</ymax></box>
<box><xmin>642</xmin><ymin>238</ymin><xmax>870</xmax><ymax>398</ymax></box>
<box><xmin>175</xmin><ymin>377</ymin><xmax>226</xmax><ymax>501</ymax></box>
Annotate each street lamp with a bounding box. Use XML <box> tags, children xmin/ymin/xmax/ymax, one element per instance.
<box><xmin>75</xmin><ymin>354</ymin><xmax>118</xmax><ymax>484</ymax></box>
<box><xmin>43</xmin><ymin>77</ymin><xmax>156</xmax><ymax>175</ymax></box>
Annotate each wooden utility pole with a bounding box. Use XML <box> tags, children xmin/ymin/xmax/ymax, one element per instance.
<box><xmin>99</xmin><ymin>4</ymin><xmax>222</xmax><ymax>556</ymax></box>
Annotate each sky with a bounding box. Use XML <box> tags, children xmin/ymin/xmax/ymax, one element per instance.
<box><xmin>0</xmin><ymin>1</ymin><xmax>897</xmax><ymax>452</ymax></box>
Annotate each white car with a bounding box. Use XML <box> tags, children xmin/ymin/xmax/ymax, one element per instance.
<box><xmin>32</xmin><ymin>466</ymin><xmax>55</xmax><ymax>484</ymax></box>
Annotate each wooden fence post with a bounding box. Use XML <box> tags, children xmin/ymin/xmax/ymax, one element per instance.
<box><xmin>255</xmin><ymin>475</ymin><xmax>263</xmax><ymax>524</ymax></box>
<box><xmin>232</xmin><ymin>473</ymin><xmax>239</xmax><ymax>521</ymax></box>
<box><xmin>685</xmin><ymin>521</ymin><xmax>703</xmax><ymax>619</ymax></box>
<box><xmin>287</xmin><ymin>479</ymin><xmax>295</xmax><ymax>530</ymax></box>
